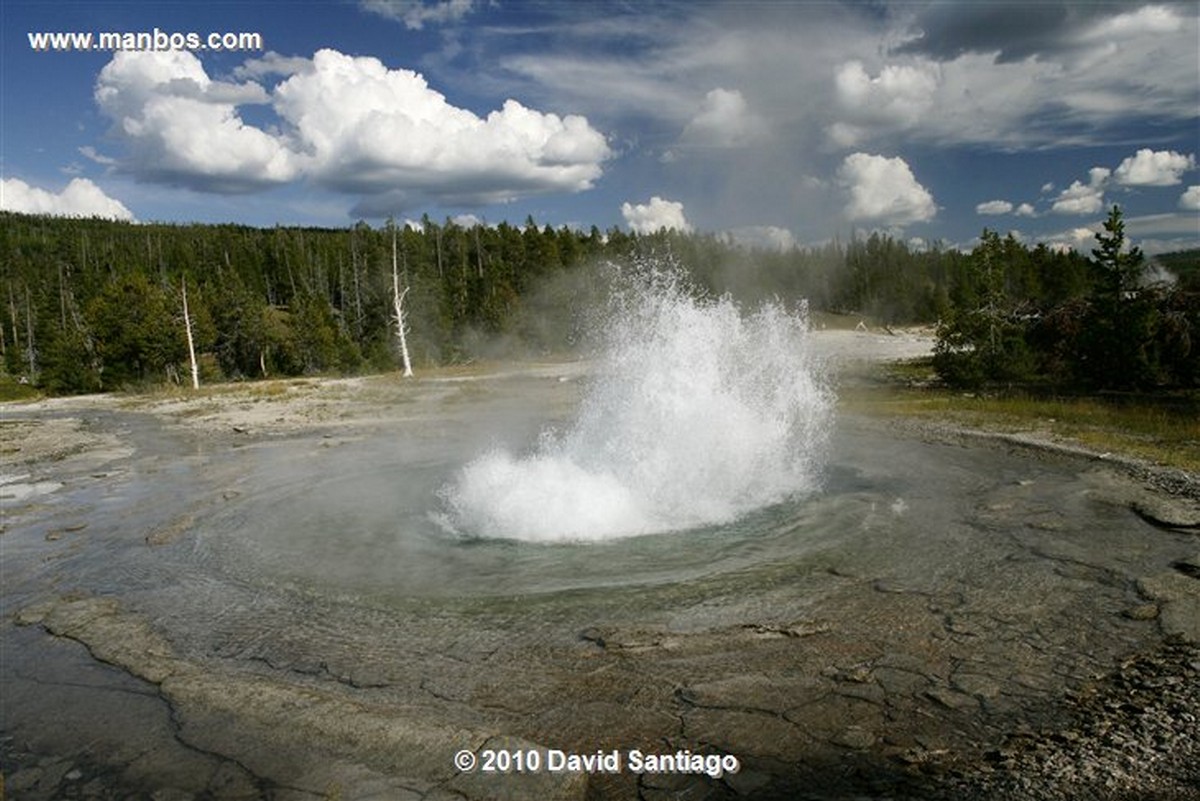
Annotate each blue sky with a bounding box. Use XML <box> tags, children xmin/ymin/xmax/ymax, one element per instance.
<box><xmin>2</xmin><ymin>1</ymin><xmax>1198</xmax><ymax>254</ymax></box>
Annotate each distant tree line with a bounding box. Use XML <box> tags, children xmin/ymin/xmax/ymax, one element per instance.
<box><xmin>1</xmin><ymin>208</ymin><xmax>1194</xmax><ymax>394</ymax></box>
<box><xmin>934</xmin><ymin>206</ymin><xmax>1198</xmax><ymax>390</ymax></box>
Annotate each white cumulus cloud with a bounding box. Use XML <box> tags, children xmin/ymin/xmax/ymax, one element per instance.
<box><xmin>621</xmin><ymin>196</ymin><xmax>692</xmax><ymax>234</ymax></box>
<box><xmin>723</xmin><ymin>225</ymin><xmax>797</xmax><ymax>252</ymax></box>
<box><xmin>95</xmin><ymin>51</ymin><xmax>296</xmax><ymax>193</ymax></box>
<box><xmin>1050</xmin><ymin>167</ymin><xmax>1110</xmax><ymax>215</ymax></box>
<box><xmin>91</xmin><ymin>48</ymin><xmax>611</xmax><ymax>215</ymax></box>
<box><xmin>834</xmin><ymin>60</ymin><xmax>940</xmax><ymax>131</ymax></box>
<box><xmin>275</xmin><ymin>49</ymin><xmax>611</xmax><ymax>209</ymax></box>
<box><xmin>1045</xmin><ymin>226</ymin><xmax>1101</xmax><ymax>254</ymax></box>
<box><xmin>828</xmin><ymin>59</ymin><xmax>942</xmax><ymax>147</ymax></box>
<box><xmin>1113</xmin><ymin>148</ymin><xmax>1196</xmax><ymax>186</ymax></box>
<box><xmin>975</xmin><ymin>200</ymin><xmax>1036</xmax><ymax>218</ymax></box>
<box><xmin>976</xmin><ymin>199</ymin><xmax>1013</xmax><ymax>215</ymax></box>
<box><xmin>680</xmin><ymin>88</ymin><xmax>763</xmax><ymax>148</ymax></box>
<box><xmin>837</xmin><ymin>152</ymin><xmax>935</xmax><ymax>226</ymax></box>
<box><xmin>1</xmin><ymin>177</ymin><xmax>134</xmax><ymax>220</ymax></box>
<box><xmin>1181</xmin><ymin>185</ymin><xmax>1200</xmax><ymax>211</ymax></box>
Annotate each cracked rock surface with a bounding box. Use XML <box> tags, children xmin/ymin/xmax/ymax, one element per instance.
<box><xmin>2</xmin><ymin>372</ymin><xmax>1198</xmax><ymax>800</ymax></box>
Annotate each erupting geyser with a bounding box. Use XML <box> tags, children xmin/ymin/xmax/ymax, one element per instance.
<box><xmin>441</xmin><ymin>262</ymin><xmax>835</xmax><ymax>542</ymax></box>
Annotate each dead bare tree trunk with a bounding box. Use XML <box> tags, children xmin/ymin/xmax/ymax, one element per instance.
<box><xmin>392</xmin><ymin>226</ymin><xmax>414</xmax><ymax>378</ymax></box>
<box><xmin>181</xmin><ymin>277</ymin><xmax>200</xmax><ymax>389</ymax></box>
<box><xmin>24</xmin><ymin>285</ymin><xmax>37</xmax><ymax>380</ymax></box>
<box><xmin>435</xmin><ymin>226</ymin><xmax>444</xmax><ymax>281</ymax></box>
<box><xmin>8</xmin><ymin>285</ymin><xmax>20</xmax><ymax>359</ymax></box>
<box><xmin>350</xmin><ymin>237</ymin><xmax>364</xmax><ymax>338</ymax></box>
<box><xmin>58</xmin><ymin>262</ymin><xmax>68</xmax><ymax>332</ymax></box>
<box><xmin>474</xmin><ymin>225</ymin><xmax>484</xmax><ymax>280</ymax></box>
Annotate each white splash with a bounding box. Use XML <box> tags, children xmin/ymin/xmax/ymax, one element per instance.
<box><xmin>440</xmin><ymin>262</ymin><xmax>834</xmax><ymax>542</ymax></box>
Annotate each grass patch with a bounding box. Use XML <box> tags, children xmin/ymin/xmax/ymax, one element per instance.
<box><xmin>0</xmin><ymin>374</ymin><xmax>41</xmax><ymax>403</ymax></box>
<box><xmin>810</xmin><ymin>310</ymin><xmax>878</xmax><ymax>330</ymax></box>
<box><xmin>846</xmin><ymin>360</ymin><xmax>1200</xmax><ymax>472</ymax></box>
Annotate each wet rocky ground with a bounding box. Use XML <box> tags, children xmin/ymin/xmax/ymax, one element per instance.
<box><xmin>2</xmin><ymin>629</ymin><xmax>1197</xmax><ymax>801</ymax></box>
<box><xmin>2</xmin><ymin>360</ymin><xmax>1199</xmax><ymax>801</ymax></box>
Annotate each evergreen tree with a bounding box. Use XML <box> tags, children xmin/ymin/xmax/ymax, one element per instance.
<box><xmin>86</xmin><ymin>273</ymin><xmax>185</xmax><ymax>388</ymax></box>
<box><xmin>1076</xmin><ymin>205</ymin><xmax>1156</xmax><ymax>388</ymax></box>
<box><xmin>932</xmin><ymin>229</ymin><xmax>1035</xmax><ymax>387</ymax></box>
<box><xmin>1091</xmin><ymin>204</ymin><xmax>1144</xmax><ymax>301</ymax></box>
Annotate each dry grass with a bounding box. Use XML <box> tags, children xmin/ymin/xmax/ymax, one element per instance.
<box><xmin>845</xmin><ymin>361</ymin><xmax>1200</xmax><ymax>472</ymax></box>
<box><xmin>0</xmin><ymin>374</ymin><xmax>41</xmax><ymax>403</ymax></box>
